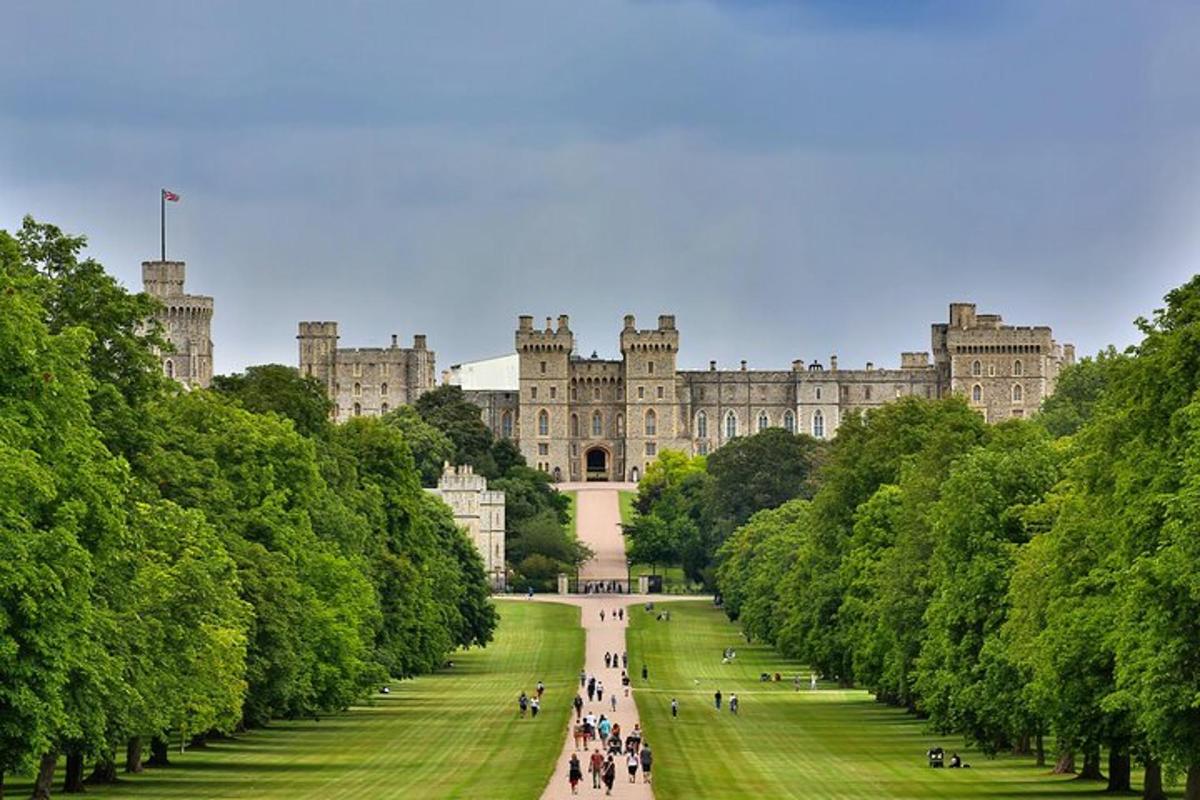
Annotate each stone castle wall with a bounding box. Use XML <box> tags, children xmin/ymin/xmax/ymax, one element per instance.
<box><xmin>143</xmin><ymin>260</ymin><xmax>213</xmax><ymax>389</ymax></box>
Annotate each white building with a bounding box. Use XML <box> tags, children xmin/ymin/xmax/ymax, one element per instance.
<box><xmin>426</xmin><ymin>463</ymin><xmax>506</xmax><ymax>590</ymax></box>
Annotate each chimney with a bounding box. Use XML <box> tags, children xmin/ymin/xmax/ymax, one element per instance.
<box><xmin>830</xmin><ymin>355</ymin><xmax>838</xmax><ymax>371</ymax></box>
<box><xmin>657</xmin><ymin>314</ymin><xmax>676</xmax><ymax>331</ymax></box>
<box><xmin>792</xmin><ymin>359</ymin><xmax>805</xmax><ymax>371</ymax></box>
<box><xmin>866</xmin><ymin>361</ymin><xmax>874</xmax><ymax>371</ymax></box>
<box><xmin>709</xmin><ymin>360</ymin><xmax>717</xmax><ymax>371</ymax></box>
<box><xmin>545</xmin><ymin>317</ymin><xmax>553</xmax><ymax>332</ymax></box>
<box><xmin>557</xmin><ymin>314</ymin><xmax>570</xmax><ymax>332</ymax></box>
<box><xmin>413</xmin><ymin>334</ymin><xmax>427</xmax><ymax>350</ymax></box>
<box><xmin>518</xmin><ymin>315</ymin><xmax>534</xmax><ymax>332</ymax></box>
<box><xmin>623</xmin><ymin>314</ymin><xmax>636</xmax><ymax>331</ymax></box>
<box><xmin>391</xmin><ymin>334</ymin><xmax>398</xmax><ymax>347</ymax></box>
<box><xmin>740</xmin><ymin>360</ymin><xmax>747</xmax><ymax>371</ymax></box>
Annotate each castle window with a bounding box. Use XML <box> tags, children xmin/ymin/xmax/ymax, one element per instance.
<box><xmin>657</xmin><ymin>385</ymin><xmax>664</xmax><ymax>399</ymax></box>
<box><xmin>594</xmin><ymin>387</ymin><xmax>600</xmax><ymax>400</ymax></box>
<box><xmin>381</xmin><ymin>402</ymin><xmax>389</xmax><ymax>413</ymax></box>
<box><xmin>353</xmin><ymin>362</ymin><xmax>362</xmax><ymax>377</ymax></box>
<box><xmin>645</xmin><ymin>409</ymin><xmax>657</xmax><ymax>436</ymax></box>
<box><xmin>501</xmin><ymin>410</ymin><xmax>513</xmax><ymax>439</ymax></box>
<box><xmin>540</xmin><ymin>361</ymin><xmax>547</xmax><ymax>374</ymax></box>
<box><xmin>1013</xmin><ymin>359</ymin><xmax>1023</xmax><ymax>376</ymax></box>
<box><xmin>1012</xmin><ymin>409</ymin><xmax>1024</xmax><ymax>418</ymax></box>
<box><xmin>538</xmin><ymin>409</ymin><xmax>549</xmax><ymax>436</ymax></box>
<box><xmin>865</xmin><ymin>386</ymin><xmax>872</xmax><ymax>401</ymax></box>
<box><xmin>696</xmin><ymin>411</ymin><xmax>708</xmax><ymax>438</ymax></box>
<box><xmin>638</xmin><ymin>387</ymin><xmax>645</xmax><ymax>400</ymax></box>
<box><xmin>988</xmin><ymin>364</ymin><xmax>996</xmax><ymax>377</ymax></box>
<box><xmin>164</xmin><ymin>359</ymin><xmax>175</xmax><ymax>379</ymax></box>
<box><xmin>571</xmin><ymin>387</ymin><xmax>578</xmax><ymax>400</ymax></box>
<box><xmin>971</xmin><ymin>360</ymin><xmax>982</xmax><ymax>377</ymax></box>
<box><xmin>757</xmin><ymin>411</ymin><xmax>769</xmax><ymax>432</ymax></box>
<box><xmin>698</xmin><ymin>387</ymin><xmax>705</xmax><ymax>400</ymax></box>
<box><xmin>571</xmin><ymin>414</ymin><xmax>579</xmax><ymax>437</ymax></box>
<box><xmin>538</xmin><ymin>443</ymin><xmax>549</xmax><ymax>456</ymax></box>
<box><xmin>1012</xmin><ymin>384</ymin><xmax>1023</xmax><ymax>403</ymax></box>
<box><xmin>784</xmin><ymin>410</ymin><xmax>796</xmax><ymax>434</ymax></box>
<box><xmin>353</xmin><ymin>402</ymin><xmax>362</xmax><ymax>416</ymax></box>
<box><xmin>698</xmin><ymin>440</ymin><xmax>709</xmax><ymax>456</ymax></box>
<box><xmin>725</xmin><ymin>411</ymin><xmax>738</xmax><ymax>439</ymax></box>
<box><xmin>648</xmin><ymin>362</ymin><xmax>654</xmax><ymax>375</ymax></box>
<box><xmin>815</xmin><ymin>387</ymin><xmax>822</xmax><ymax>401</ymax></box>
<box><xmin>531</xmin><ymin>386</ymin><xmax>538</xmax><ymax>399</ymax></box>
<box><xmin>616</xmin><ymin>414</ymin><xmax>624</xmax><ymax>435</ymax></box>
<box><xmin>550</xmin><ymin>386</ymin><xmax>557</xmax><ymax>399</ymax></box>
<box><xmin>592</xmin><ymin>411</ymin><xmax>603</xmax><ymax>437</ymax></box>
<box><xmin>895</xmin><ymin>385</ymin><xmax>903</xmax><ymax>398</ymax></box>
<box><xmin>381</xmin><ymin>382</ymin><xmax>389</xmax><ymax>396</ymax></box>
<box><xmin>353</xmin><ymin>382</ymin><xmax>362</xmax><ymax>397</ymax></box>
<box><xmin>646</xmin><ymin>442</ymin><xmax>657</xmax><ymax>456</ymax></box>
<box><xmin>813</xmin><ymin>409</ymin><xmax>825</xmax><ymax>439</ymax></box>
<box><xmin>840</xmin><ymin>385</ymin><xmax>849</xmax><ymax>401</ymax></box>
<box><xmin>972</xmin><ymin>384</ymin><xmax>983</xmax><ymax>403</ymax></box>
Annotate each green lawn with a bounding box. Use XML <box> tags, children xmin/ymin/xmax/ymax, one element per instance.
<box><xmin>618</xmin><ymin>489</ymin><xmax>635</xmax><ymax>526</ymax></box>
<box><xmin>564</xmin><ymin>489</ymin><xmax>579</xmax><ymax>538</ymax></box>
<box><xmin>627</xmin><ymin>601</ymin><xmax>1133</xmax><ymax>800</ymax></box>
<box><xmin>10</xmin><ymin>602</ymin><xmax>582</xmax><ymax>800</ymax></box>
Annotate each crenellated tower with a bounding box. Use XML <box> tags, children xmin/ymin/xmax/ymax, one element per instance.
<box><xmin>620</xmin><ymin>314</ymin><xmax>682</xmax><ymax>481</ymax></box>
<box><xmin>143</xmin><ymin>260</ymin><xmax>213</xmax><ymax>389</ymax></box>
<box><xmin>516</xmin><ymin>315</ymin><xmax>573</xmax><ymax>478</ymax></box>
<box><xmin>297</xmin><ymin>321</ymin><xmax>340</xmax><ymax>399</ymax></box>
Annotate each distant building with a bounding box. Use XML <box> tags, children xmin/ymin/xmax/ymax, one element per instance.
<box><xmin>444</xmin><ymin>353</ymin><xmax>520</xmax><ymax>440</ymax></box>
<box><xmin>297</xmin><ymin>323</ymin><xmax>436</xmax><ymax>423</ymax></box>
<box><xmin>426</xmin><ymin>463</ymin><xmax>506</xmax><ymax>590</ymax></box>
<box><xmin>142</xmin><ymin>260</ymin><xmax>213</xmax><ymax>389</ymax></box>
<box><xmin>455</xmin><ymin>304</ymin><xmax>1074</xmax><ymax>482</ymax></box>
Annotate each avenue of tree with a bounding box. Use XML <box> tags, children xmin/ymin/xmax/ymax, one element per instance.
<box><xmin>627</xmin><ymin>278</ymin><xmax>1200</xmax><ymax>798</ymax></box>
<box><xmin>0</xmin><ymin>218</ymin><xmax>519</xmax><ymax>798</ymax></box>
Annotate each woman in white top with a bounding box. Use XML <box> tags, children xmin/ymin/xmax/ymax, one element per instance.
<box><xmin>626</xmin><ymin>751</ymin><xmax>639</xmax><ymax>782</ymax></box>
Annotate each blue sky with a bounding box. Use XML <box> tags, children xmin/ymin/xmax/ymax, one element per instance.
<box><xmin>2</xmin><ymin>0</ymin><xmax>1198</xmax><ymax>374</ymax></box>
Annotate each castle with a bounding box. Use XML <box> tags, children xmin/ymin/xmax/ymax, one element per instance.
<box><xmin>297</xmin><ymin>322</ymin><xmax>436</xmax><ymax>423</ymax></box>
<box><xmin>143</xmin><ymin>260</ymin><xmax>213</xmax><ymax>389</ymax></box>
<box><xmin>425</xmin><ymin>463</ymin><xmax>506</xmax><ymax>589</ymax></box>
<box><xmin>451</xmin><ymin>304</ymin><xmax>1074</xmax><ymax>482</ymax></box>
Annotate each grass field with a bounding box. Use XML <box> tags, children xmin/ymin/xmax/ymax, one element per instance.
<box><xmin>627</xmin><ymin>601</ymin><xmax>1134</xmax><ymax>800</ymax></box>
<box><xmin>618</xmin><ymin>489</ymin><xmax>635</xmax><ymax>525</ymax></box>
<box><xmin>9</xmin><ymin>602</ymin><xmax>582</xmax><ymax>800</ymax></box>
<box><xmin>564</xmin><ymin>489</ymin><xmax>579</xmax><ymax>538</ymax></box>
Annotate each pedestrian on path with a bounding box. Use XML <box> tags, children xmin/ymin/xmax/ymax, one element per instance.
<box><xmin>531</xmin><ymin>696</ymin><xmax>540</xmax><ymax>718</ymax></box>
<box><xmin>597</xmin><ymin>681</ymin><xmax>604</xmax><ymax>702</ymax></box>
<box><xmin>573</xmin><ymin>721</ymin><xmax>584</xmax><ymax>749</ymax></box>
<box><xmin>587</xmin><ymin>677</ymin><xmax>596</xmax><ymax>702</ymax></box>
<box><xmin>519</xmin><ymin>692</ymin><xmax>529</xmax><ymax>718</ymax></box>
<box><xmin>729</xmin><ymin>693</ymin><xmax>738</xmax><ymax>715</ymax></box>
<box><xmin>811</xmin><ymin>671</ymin><xmax>818</xmax><ymax>690</ymax></box>
<box><xmin>640</xmin><ymin>742</ymin><xmax>653</xmax><ymax>782</ymax></box>
<box><xmin>626</xmin><ymin>750</ymin><xmax>640</xmax><ymax>782</ymax></box>
<box><xmin>610</xmin><ymin>693</ymin><xmax>617</xmax><ymax>712</ymax></box>
<box><xmin>574</xmin><ymin>694</ymin><xmax>584</xmax><ymax>720</ymax></box>
<box><xmin>589</xmin><ymin>749</ymin><xmax>604</xmax><ymax>789</ymax></box>
<box><xmin>642</xmin><ymin>663</ymin><xmax>648</xmax><ymax>681</ymax></box>
<box><xmin>714</xmin><ymin>689</ymin><xmax>722</xmax><ymax>710</ymax></box>
<box><xmin>630</xmin><ymin>723</ymin><xmax>643</xmax><ymax>753</ymax></box>
<box><xmin>622</xmin><ymin>671</ymin><xmax>631</xmax><ymax>696</ymax></box>
<box><xmin>619</xmin><ymin>608</ymin><xmax>625</xmax><ymax>621</ymax></box>
<box><xmin>568</xmin><ymin>754</ymin><xmax>582</xmax><ymax>795</ymax></box>
<box><xmin>622</xmin><ymin>651</ymin><xmax>628</xmax><ymax>669</ymax></box>
<box><xmin>598</xmin><ymin>715</ymin><xmax>611</xmax><ymax>744</ymax></box>
<box><xmin>600</xmin><ymin>609</ymin><xmax>605</xmax><ymax>622</ymax></box>
<box><xmin>602</xmin><ymin>755</ymin><xmax>617</xmax><ymax>795</ymax></box>
<box><xmin>671</xmin><ymin>697</ymin><xmax>678</xmax><ymax>718</ymax></box>
<box><xmin>580</xmin><ymin>669</ymin><xmax>586</xmax><ymax>688</ymax></box>
<box><xmin>605</xmin><ymin>651</ymin><xmax>612</xmax><ymax>669</ymax></box>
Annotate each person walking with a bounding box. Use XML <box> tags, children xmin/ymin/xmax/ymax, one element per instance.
<box><xmin>580</xmin><ymin>669</ymin><xmax>586</xmax><ymax>688</ymax></box>
<box><xmin>641</xmin><ymin>663</ymin><xmax>648</xmax><ymax>681</ymax></box>
<box><xmin>589</xmin><ymin>748</ymin><xmax>604</xmax><ymax>789</ymax></box>
<box><xmin>610</xmin><ymin>693</ymin><xmax>617</xmax><ymax>712</ymax></box>
<box><xmin>619</xmin><ymin>608</ymin><xmax>624</xmax><ymax>621</ymax></box>
<box><xmin>530</xmin><ymin>696</ymin><xmax>540</xmax><ymax>718</ymax></box>
<box><xmin>573</xmin><ymin>721</ymin><xmax>584</xmax><ymax>750</ymax></box>
<box><xmin>640</xmin><ymin>741</ymin><xmax>653</xmax><ymax>783</ymax></box>
<box><xmin>536</xmin><ymin>680</ymin><xmax>545</xmax><ymax>699</ymax></box>
<box><xmin>519</xmin><ymin>692</ymin><xmax>529</xmax><ymax>718</ymax></box>
<box><xmin>597</xmin><ymin>680</ymin><xmax>604</xmax><ymax>702</ymax></box>
<box><xmin>729</xmin><ymin>693</ymin><xmax>738</xmax><ymax>715</ymax></box>
<box><xmin>605</xmin><ymin>651</ymin><xmax>612</xmax><ymax>669</ymax></box>
<box><xmin>573</xmin><ymin>694</ymin><xmax>584</xmax><ymax>720</ymax></box>
<box><xmin>598</xmin><ymin>715</ymin><xmax>611</xmax><ymax>745</ymax></box>
<box><xmin>622</xmin><ymin>652</ymin><xmax>628</xmax><ymax>669</ymax></box>
<box><xmin>626</xmin><ymin>750</ymin><xmax>640</xmax><ymax>783</ymax></box>
<box><xmin>600</xmin><ymin>609</ymin><xmax>606</xmax><ymax>622</ymax></box>
<box><xmin>568</xmin><ymin>753</ymin><xmax>583</xmax><ymax>795</ymax></box>
<box><xmin>810</xmin><ymin>671</ymin><xmax>818</xmax><ymax>690</ymax></box>
<box><xmin>587</xmin><ymin>677</ymin><xmax>596</xmax><ymax>702</ymax></box>
<box><xmin>714</xmin><ymin>689</ymin><xmax>722</xmax><ymax>710</ymax></box>
<box><xmin>602</xmin><ymin>755</ymin><xmax>617</xmax><ymax>795</ymax></box>
<box><xmin>671</xmin><ymin>697</ymin><xmax>678</xmax><ymax>718</ymax></box>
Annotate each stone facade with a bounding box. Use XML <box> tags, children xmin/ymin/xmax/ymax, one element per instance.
<box><xmin>426</xmin><ymin>463</ymin><xmax>506</xmax><ymax>589</ymax></box>
<box><xmin>464</xmin><ymin>304</ymin><xmax>1072</xmax><ymax>482</ymax></box>
<box><xmin>142</xmin><ymin>260</ymin><xmax>213</xmax><ymax>389</ymax></box>
<box><xmin>297</xmin><ymin>322</ymin><xmax>436</xmax><ymax>423</ymax></box>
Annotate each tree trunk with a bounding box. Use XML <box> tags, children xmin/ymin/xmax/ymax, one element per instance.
<box><xmin>124</xmin><ymin>738</ymin><xmax>143</xmax><ymax>774</ymax></box>
<box><xmin>1013</xmin><ymin>733</ymin><xmax>1032</xmax><ymax>756</ymax></box>
<box><xmin>86</xmin><ymin>753</ymin><xmax>117</xmax><ymax>785</ymax></box>
<box><xmin>1079</xmin><ymin>745</ymin><xmax>1104</xmax><ymax>781</ymax></box>
<box><xmin>1185</xmin><ymin>765</ymin><xmax>1200</xmax><ymax>800</ymax></box>
<box><xmin>32</xmin><ymin>751</ymin><xmax>57</xmax><ymax>800</ymax></box>
<box><xmin>1143</xmin><ymin>757</ymin><xmax>1166</xmax><ymax>800</ymax></box>
<box><xmin>1053</xmin><ymin>749</ymin><xmax>1076</xmax><ymax>774</ymax></box>
<box><xmin>62</xmin><ymin>750</ymin><xmax>85</xmax><ymax>794</ymax></box>
<box><xmin>146</xmin><ymin>737</ymin><xmax>169</xmax><ymax>768</ymax></box>
<box><xmin>1035</xmin><ymin>734</ymin><xmax>1046</xmax><ymax>768</ymax></box>
<box><xmin>1105</xmin><ymin>747</ymin><xmax>1131</xmax><ymax>792</ymax></box>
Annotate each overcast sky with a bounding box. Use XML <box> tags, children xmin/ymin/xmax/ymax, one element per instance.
<box><xmin>3</xmin><ymin>1</ymin><xmax>1199</xmax><ymax>375</ymax></box>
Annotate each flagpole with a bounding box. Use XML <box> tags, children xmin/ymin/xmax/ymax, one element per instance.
<box><xmin>160</xmin><ymin>190</ymin><xmax>166</xmax><ymax>261</ymax></box>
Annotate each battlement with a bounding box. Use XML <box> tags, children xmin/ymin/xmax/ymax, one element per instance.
<box><xmin>142</xmin><ymin>260</ymin><xmax>187</xmax><ymax>298</ymax></box>
<box><xmin>298</xmin><ymin>321</ymin><xmax>339</xmax><ymax>338</ymax></box>
<box><xmin>619</xmin><ymin>313</ymin><xmax>680</xmax><ymax>352</ymax></box>
<box><xmin>900</xmin><ymin>351</ymin><xmax>931</xmax><ymax>369</ymax></box>
<box><xmin>516</xmin><ymin>314</ymin><xmax>573</xmax><ymax>351</ymax></box>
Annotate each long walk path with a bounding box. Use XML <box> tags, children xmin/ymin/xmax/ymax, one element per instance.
<box><xmin>539</xmin><ymin>483</ymin><xmax>654</xmax><ymax>800</ymax></box>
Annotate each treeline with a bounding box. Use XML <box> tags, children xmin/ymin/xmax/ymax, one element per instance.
<box><xmin>715</xmin><ymin>278</ymin><xmax>1200</xmax><ymax>798</ymax></box>
<box><xmin>625</xmin><ymin>428</ymin><xmax>825</xmax><ymax>585</ymax></box>
<box><xmin>0</xmin><ymin>218</ymin><xmax>496</xmax><ymax>798</ymax></box>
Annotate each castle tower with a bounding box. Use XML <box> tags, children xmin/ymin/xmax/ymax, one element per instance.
<box><xmin>143</xmin><ymin>260</ymin><xmax>213</xmax><ymax>389</ymax></box>
<box><xmin>621</xmin><ymin>314</ymin><xmax>680</xmax><ymax>482</ymax></box>
<box><xmin>297</xmin><ymin>321</ymin><xmax>339</xmax><ymax>402</ymax></box>
<box><xmin>516</xmin><ymin>315</ymin><xmax>573</xmax><ymax>479</ymax></box>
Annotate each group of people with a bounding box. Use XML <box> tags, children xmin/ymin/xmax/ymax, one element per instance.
<box><xmin>712</xmin><ymin>689</ymin><xmax>739</xmax><ymax>714</ymax></box>
<box><xmin>597</xmin><ymin>608</ymin><xmax>626</xmax><ymax>622</ymax></box>
<box><xmin>517</xmin><ymin>680</ymin><xmax>547</xmax><ymax>719</ymax></box>
<box><xmin>567</xmin><ymin>734</ymin><xmax>652</xmax><ymax>794</ymax></box>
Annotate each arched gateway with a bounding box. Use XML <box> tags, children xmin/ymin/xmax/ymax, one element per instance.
<box><xmin>584</xmin><ymin>447</ymin><xmax>609</xmax><ymax>481</ymax></box>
